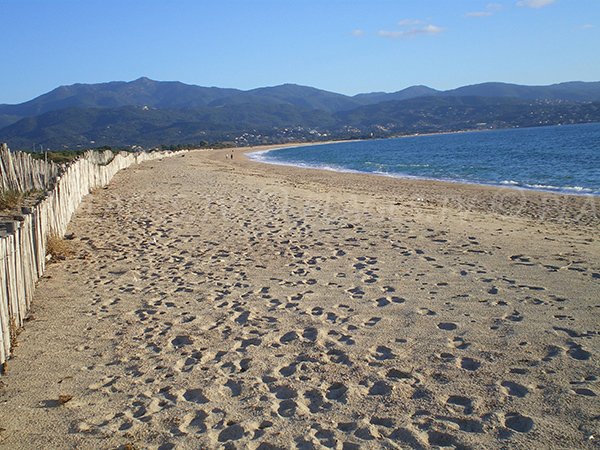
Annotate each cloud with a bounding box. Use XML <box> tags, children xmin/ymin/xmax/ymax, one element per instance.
<box><xmin>379</xmin><ymin>24</ymin><xmax>444</xmax><ymax>39</ymax></box>
<box><xmin>516</xmin><ymin>0</ymin><xmax>555</xmax><ymax>8</ymax></box>
<box><xmin>351</xmin><ymin>29</ymin><xmax>365</xmax><ymax>37</ymax></box>
<box><xmin>581</xmin><ymin>23</ymin><xmax>594</xmax><ymax>29</ymax></box>
<box><xmin>466</xmin><ymin>3</ymin><xmax>504</xmax><ymax>17</ymax></box>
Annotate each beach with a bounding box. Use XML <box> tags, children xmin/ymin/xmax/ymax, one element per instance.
<box><xmin>0</xmin><ymin>146</ymin><xmax>598</xmax><ymax>449</ymax></box>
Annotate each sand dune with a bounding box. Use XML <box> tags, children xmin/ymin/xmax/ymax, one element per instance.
<box><xmin>0</xmin><ymin>147</ymin><xmax>598</xmax><ymax>449</ymax></box>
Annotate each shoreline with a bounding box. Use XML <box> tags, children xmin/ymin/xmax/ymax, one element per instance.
<box><xmin>242</xmin><ymin>140</ymin><xmax>599</xmax><ymax>199</ymax></box>
<box><xmin>226</xmin><ymin>143</ymin><xmax>600</xmax><ymax>228</ymax></box>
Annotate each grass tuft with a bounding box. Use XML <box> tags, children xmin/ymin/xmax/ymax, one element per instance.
<box><xmin>46</xmin><ymin>233</ymin><xmax>73</xmax><ymax>260</ymax></box>
<box><xmin>0</xmin><ymin>190</ymin><xmax>24</xmax><ymax>211</ymax></box>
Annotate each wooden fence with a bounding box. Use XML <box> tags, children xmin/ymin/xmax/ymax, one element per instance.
<box><xmin>0</xmin><ymin>143</ymin><xmax>60</xmax><ymax>192</ymax></box>
<box><xmin>0</xmin><ymin>145</ymin><xmax>184</xmax><ymax>369</ymax></box>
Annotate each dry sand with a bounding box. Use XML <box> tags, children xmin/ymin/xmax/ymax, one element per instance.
<box><xmin>0</xmin><ymin>146</ymin><xmax>599</xmax><ymax>449</ymax></box>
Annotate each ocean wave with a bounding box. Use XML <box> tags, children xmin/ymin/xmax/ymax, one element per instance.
<box><xmin>394</xmin><ymin>163</ymin><xmax>431</xmax><ymax>168</ymax></box>
<box><xmin>500</xmin><ymin>180</ymin><xmax>597</xmax><ymax>194</ymax></box>
<box><xmin>247</xmin><ymin>147</ymin><xmax>299</xmax><ymax>162</ymax></box>
<box><xmin>524</xmin><ymin>183</ymin><xmax>594</xmax><ymax>193</ymax></box>
<box><xmin>248</xmin><ymin>153</ymin><xmax>364</xmax><ymax>175</ymax></box>
<box><xmin>364</xmin><ymin>161</ymin><xmax>388</xmax><ymax>171</ymax></box>
<box><xmin>246</xmin><ymin>151</ymin><xmax>269</xmax><ymax>162</ymax></box>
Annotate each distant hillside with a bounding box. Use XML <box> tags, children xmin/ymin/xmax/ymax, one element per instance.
<box><xmin>445</xmin><ymin>81</ymin><xmax>600</xmax><ymax>102</ymax></box>
<box><xmin>3</xmin><ymin>95</ymin><xmax>599</xmax><ymax>150</ymax></box>
<box><xmin>0</xmin><ymin>79</ymin><xmax>361</xmax><ymax>128</ymax></box>
<box><xmin>0</xmin><ymin>77</ymin><xmax>241</xmax><ymax>123</ymax></box>
<box><xmin>353</xmin><ymin>85</ymin><xmax>440</xmax><ymax>104</ymax></box>
<box><xmin>0</xmin><ymin>104</ymin><xmax>336</xmax><ymax>149</ymax></box>
<box><xmin>3</xmin><ymin>78</ymin><xmax>600</xmax><ymax>131</ymax></box>
<box><xmin>208</xmin><ymin>84</ymin><xmax>362</xmax><ymax>112</ymax></box>
<box><xmin>336</xmin><ymin>96</ymin><xmax>600</xmax><ymax>135</ymax></box>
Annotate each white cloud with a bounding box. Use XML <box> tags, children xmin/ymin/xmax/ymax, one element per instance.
<box><xmin>516</xmin><ymin>0</ymin><xmax>555</xmax><ymax>8</ymax></box>
<box><xmin>379</xmin><ymin>24</ymin><xmax>444</xmax><ymax>39</ymax></box>
<box><xmin>422</xmin><ymin>24</ymin><xmax>444</xmax><ymax>34</ymax></box>
<box><xmin>581</xmin><ymin>23</ymin><xmax>594</xmax><ymax>29</ymax></box>
<box><xmin>352</xmin><ymin>29</ymin><xmax>365</xmax><ymax>37</ymax></box>
<box><xmin>466</xmin><ymin>3</ymin><xmax>504</xmax><ymax>17</ymax></box>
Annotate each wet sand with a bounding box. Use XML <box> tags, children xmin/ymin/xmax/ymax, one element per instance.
<box><xmin>0</xmin><ymin>146</ymin><xmax>598</xmax><ymax>449</ymax></box>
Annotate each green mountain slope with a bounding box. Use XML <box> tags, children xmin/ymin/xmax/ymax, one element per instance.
<box><xmin>3</xmin><ymin>78</ymin><xmax>600</xmax><ymax>130</ymax></box>
<box><xmin>3</xmin><ymin>95</ymin><xmax>599</xmax><ymax>150</ymax></box>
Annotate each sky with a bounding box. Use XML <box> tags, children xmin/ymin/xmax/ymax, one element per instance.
<box><xmin>0</xmin><ymin>0</ymin><xmax>599</xmax><ymax>104</ymax></box>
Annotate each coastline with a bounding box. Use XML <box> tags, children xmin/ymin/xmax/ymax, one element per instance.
<box><xmin>233</xmin><ymin>143</ymin><xmax>600</xmax><ymax>228</ymax></box>
<box><xmin>0</xmin><ymin>148</ymin><xmax>597</xmax><ymax>449</ymax></box>
<box><xmin>243</xmin><ymin>137</ymin><xmax>600</xmax><ymax>198</ymax></box>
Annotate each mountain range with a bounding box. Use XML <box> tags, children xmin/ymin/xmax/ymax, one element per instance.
<box><xmin>1</xmin><ymin>77</ymin><xmax>599</xmax><ymax>150</ymax></box>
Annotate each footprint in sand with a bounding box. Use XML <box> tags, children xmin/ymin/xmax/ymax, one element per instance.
<box><xmin>504</xmin><ymin>412</ymin><xmax>534</xmax><ymax>433</ymax></box>
<box><xmin>542</xmin><ymin>345</ymin><xmax>564</xmax><ymax>362</ymax></box>
<box><xmin>218</xmin><ymin>423</ymin><xmax>246</xmax><ymax>442</ymax></box>
<box><xmin>448</xmin><ymin>336</ymin><xmax>470</xmax><ymax>350</ymax></box>
<box><xmin>279</xmin><ymin>331</ymin><xmax>299</xmax><ymax>344</ymax></box>
<box><xmin>375</xmin><ymin>296</ymin><xmax>405</xmax><ymax>307</ymax></box>
<box><xmin>368</xmin><ymin>380</ymin><xmax>393</xmax><ymax>396</ymax></box>
<box><xmin>179</xmin><ymin>410</ymin><xmax>208</xmax><ymax>434</ymax></box>
<box><xmin>270</xmin><ymin>384</ymin><xmax>298</xmax><ymax>400</ymax></box>
<box><xmin>171</xmin><ymin>335</ymin><xmax>193</xmax><ymax>348</ymax></box>
<box><xmin>567</xmin><ymin>342</ymin><xmax>592</xmax><ymax>361</ymax></box>
<box><xmin>371</xmin><ymin>345</ymin><xmax>396</xmax><ymax>361</ymax></box>
<box><xmin>386</xmin><ymin>368</ymin><xmax>418</xmax><ymax>384</ymax></box>
<box><xmin>279</xmin><ymin>363</ymin><xmax>297</xmax><ymax>377</ymax></box>
<box><xmin>458</xmin><ymin>357</ymin><xmax>481</xmax><ymax>371</ymax></box>
<box><xmin>500</xmin><ymin>381</ymin><xmax>529</xmax><ymax>398</ymax></box>
<box><xmin>364</xmin><ymin>317</ymin><xmax>382</xmax><ymax>327</ymax></box>
<box><xmin>277</xmin><ymin>399</ymin><xmax>298</xmax><ymax>417</ymax></box>
<box><xmin>223</xmin><ymin>380</ymin><xmax>243</xmax><ymax>397</ymax></box>
<box><xmin>446</xmin><ymin>395</ymin><xmax>474</xmax><ymax>414</ymax></box>
<box><xmin>304</xmin><ymin>389</ymin><xmax>332</xmax><ymax>413</ymax></box>
<box><xmin>571</xmin><ymin>388</ymin><xmax>597</xmax><ymax>397</ymax></box>
<box><xmin>326</xmin><ymin>382</ymin><xmax>349</xmax><ymax>402</ymax></box>
<box><xmin>182</xmin><ymin>388</ymin><xmax>209</xmax><ymax>404</ymax></box>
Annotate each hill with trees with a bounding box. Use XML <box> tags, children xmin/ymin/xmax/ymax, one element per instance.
<box><xmin>1</xmin><ymin>78</ymin><xmax>599</xmax><ymax>149</ymax></box>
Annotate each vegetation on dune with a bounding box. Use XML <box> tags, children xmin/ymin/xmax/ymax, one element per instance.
<box><xmin>28</xmin><ymin>149</ymin><xmax>87</xmax><ymax>163</ymax></box>
<box><xmin>0</xmin><ymin>190</ymin><xmax>24</xmax><ymax>211</ymax></box>
<box><xmin>45</xmin><ymin>233</ymin><xmax>73</xmax><ymax>261</ymax></box>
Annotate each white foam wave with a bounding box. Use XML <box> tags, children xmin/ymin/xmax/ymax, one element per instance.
<box><xmin>524</xmin><ymin>183</ymin><xmax>593</xmax><ymax>193</ymax></box>
<box><xmin>246</xmin><ymin>146</ymin><xmax>300</xmax><ymax>162</ymax></box>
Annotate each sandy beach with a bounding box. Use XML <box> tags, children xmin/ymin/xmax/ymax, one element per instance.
<box><xmin>0</xmin><ymin>146</ymin><xmax>598</xmax><ymax>449</ymax></box>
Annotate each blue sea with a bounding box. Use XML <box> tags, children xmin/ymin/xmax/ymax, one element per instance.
<box><xmin>249</xmin><ymin>123</ymin><xmax>600</xmax><ymax>196</ymax></box>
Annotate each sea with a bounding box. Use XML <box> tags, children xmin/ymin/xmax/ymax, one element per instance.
<box><xmin>249</xmin><ymin>123</ymin><xmax>600</xmax><ymax>196</ymax></box>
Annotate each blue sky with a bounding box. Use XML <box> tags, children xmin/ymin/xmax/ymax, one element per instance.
<box><xmin>1</xmin><ymin>0</ymin><xmax>599</xmax><ymax>103</ymax></box>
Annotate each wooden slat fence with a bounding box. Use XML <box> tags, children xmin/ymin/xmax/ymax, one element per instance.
<box><xmin>0</xmin><ymin>143</ymin><xmax>60</xmax><ymax>192</ymax></box>
<box><xmin>0</xmin><ymin>145</ymin><xmax>184</xmax><ymax>368</ymax></box>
